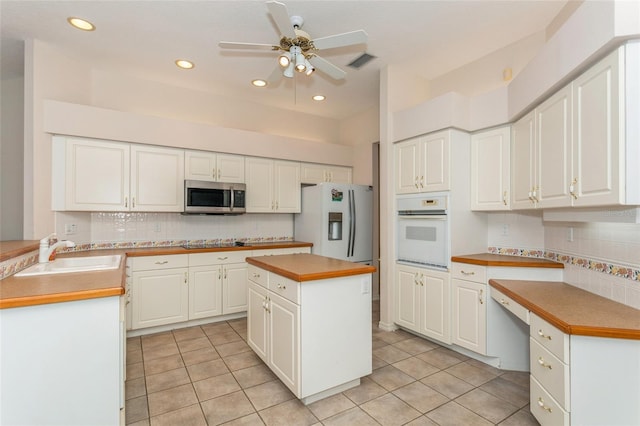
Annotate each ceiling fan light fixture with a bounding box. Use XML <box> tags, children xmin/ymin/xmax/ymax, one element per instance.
<box><xmin>304</xmin><ymin>60</ymin><xmax>315</xmax><ymax>76</ymax></box>
<box><xmin>67</xmin><ymin>17</ymin><xmax>95</xmax><ymax>31</ymax></box>
<box><xmin>295</xmin><ymin>53</ymin><xmax>306</xmax><ymax>72</ymax></box>
<box><xmin>278</xmin><ymin>52</ymin><xmax>291</xmax><ymax>67</ymax></box>
<box><xmin>283</xmin><ymin>62</ymin><xmax>295</xmax><ymax>78</ymax></box>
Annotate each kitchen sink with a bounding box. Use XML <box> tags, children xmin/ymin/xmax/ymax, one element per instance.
<box><xmin>15</xmin><ymin>255</ymin><xmax>122</xmax><ymax>277</ymax></box>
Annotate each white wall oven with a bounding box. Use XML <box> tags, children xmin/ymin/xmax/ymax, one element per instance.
<box><xmin>396</xmin><ymin>194</ymin><xmax>449</xmax><ymax>270</ymax></box>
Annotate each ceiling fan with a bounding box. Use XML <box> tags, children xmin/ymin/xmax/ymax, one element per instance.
<box><xmin>218</xmin><ymin>1</ymin><xmax>368</xmax><ymax>80</ymax></box>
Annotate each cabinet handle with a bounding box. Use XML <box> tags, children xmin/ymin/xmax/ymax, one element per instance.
<box><xmin>537</xmin><ymin>329</ymin><xmax>552</xmax><ymax>340</ymax></box>
<box><xmin>419</xmin><ymin>273</ymin><xmax>424</xmax><ymax>286</ymax></box>
<box><xmin>277</xmin><ymin>283</ymin><xmax>286</xmax><ymax>290</ymax></box>
<box><xmin>419</xmin><ymin>176</ymin><xmax>424</xmax><ymax>188</ymax></box>
<box><xmin>414</xmin><ymin>177</ymin><xmax>419</xmax><ymax>189</ymax></box>
<box><xmin>532</xmin><ymin>187</ymin><xmax>539</xmax><ymax>203</ymax></box>
<box><xmin>132</xmin><ymin>197</ymin><xmax>136</xmax><ymax>208</ymax></box>
<box><xmin>265</xmin><ymin>296</ymin><xmax>271</xmax><ymax>313</ymax></box>
<box><xmin>218</xmin><ymin>169</ymin><xmax>221</xmax><ymax>180</ymax></box>
<box><xmin>479</xmin><ymin>289</ymin><xmax>484</xmax><ymax>305</ymax></box>
<box><xmin>154</xmin><ymin>260</ymin><xmax>169</xmax><ymax>265</ymax></box>
<box><xmin>502</xmin><ymin>191</ymin><xmax>508</xmax><ymax>206</ymax></box>
<box><xmin>461</xmin><ymin>270</ymin><xmax>475</xmax><ymax>276</ymax></box>
<box><xmin>218</xmin><ymin>256</ymin><xmax>228</xmax><ymax>260</ymax></box>
<box><xmin>271</xmin><ymin>201</ymin><xmax>275</xmax><ymax>210</ymax></box>
<box><xmin>224</xmin><ymin>268</ymin><xmax>227</xmax><ymax>279</ymax></box>
<box><xmin>537</xmin><ymin>357</ymin><xmax>553</xmax><ymax>369</ymax></box>
<box><xmin>124</xmin><ymin>197</ymin><xmax>128</xmax><ymax>208</ymax></box>
<box><xmin>275</xmin><ymin>201</ymin><xmax>279</xmax><ymax>210</ymax></box>
<box><xmin>218</xmin><ymin>268</ymin><xmax>222</xmax><ymax>280</ymax></box>
<box><xmin>537</xmin><ymin>397</ymin><xmax>553</xmax><ymax>413</ymax></box>
<box><xmin>499</xmin><ymin>298</ymin><xmax>509</xmax><ymax>306</ymax></box>
<box><xmin>252</xmin><ymin>272</ymin><xmax>261</xmax><ymax>278</ymax></box>
<box><xmin>184</xmin><ymin>272</ymin><xmax>188</xmax><ymax>284</ymax></box>
<box><xmin>569</xmin><ymin>177</ymin><xmax>578</xmax><ymax>200</ymax></box>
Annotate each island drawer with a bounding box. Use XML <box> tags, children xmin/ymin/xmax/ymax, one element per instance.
<box><xmin>530</xmin><ymin>313</ymin><xmax>569</xmax><ymax>363</ymax></box>
<box><xmin>269</xmin><ymin>273</ymin><xmax>300</xmax><ymax>304</ymax></box>
<box><xmin>530</xmin><ymin>338</ymin><xmax>570</xmax><ymax>410</ymax></box>
<box><xmin>129</xmin><ymin>254</ymin><xmax>188</xmax><ymax>271</ymax></box>
<box><xmin>451</xmin><ymin>263</ymin><xmax>486</xmax><ymax>283</ymax></box>
<box><xmin>491</xmin><ymin>287</ymin><xmax>529</xmax><ymax>324</ymax></box>
<box><xmin>530</xmin><ymin>376</ymin><xmax>570</xmax><ymax>426</ymax></box>
<box><xmin>248</xmin><ymin>264</ymin><xmax>268</xmax><ymax>288</ymax></box>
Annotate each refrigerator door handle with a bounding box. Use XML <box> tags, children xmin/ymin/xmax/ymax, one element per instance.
<box><xmin>351</xmin><ymin>189</ymin><xmax>356</xmax><ymax>257</ymax></box>
<box><xmin>347</xmin><ymin>190</ymin><xmax>353</xmax><ymax>258</ymax></box>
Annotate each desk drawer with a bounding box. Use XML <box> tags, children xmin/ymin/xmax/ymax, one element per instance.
<box><xmin>491</xmin><ymin>287</ymin><xmax>529</xmax><ymax>324</ymax></box>
<box><xmin>530</xmin><ymin>313</ymin><xmax>569</xmax><ymax>363</ymax></box>
<box><xmin>530</xmin><ymin>338</ymin><xmax>570</xmax><ymax>410</ymax></box>
<box><xmin>530</xmin><ymin>376</ymin><xmax>570</xmax><ymax>426</ymax></box>
<box><xmin>451</xmin><ymin>263</ymin><xmax>486</xmax><ymax>283</ymax></box>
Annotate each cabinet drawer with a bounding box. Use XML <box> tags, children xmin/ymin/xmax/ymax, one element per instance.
<box><xmin>530</xmin><ymin>376</ymin><xmax>570</xmax><ymax>426</ymax></box>
<box><xmin>530</xmin><ymin>338</ymin><xmax>570</xmax><ymax>410</ymax></box>
<box><xmin>491</xmin><ymin>287</ymin><xmax>530</xmax><ymax>324</ymax></box>
<box><xmin>248</xmin><ymin>264</ymin><xmax>268</xmax><ymax>288</ymax></box>
<box><xmin>129</xmin><ymin>254</ymin><xmax>188</xmax><ymax>271</ymax></box>
<box><xmin>530</xmin><ymin>313</ymin><xmax>569</xmax><ymax>363</ymax></box>
<box><xmin>269</xmin><ymin>273</ymin><xmax>300</xmax><ymax>305</ymax></box>
<box><xmin>451</xmin><ymin>263</ymin><xmax>486</xmax><ymax>283</ymax></box>
<box><xmin>189</xmin><ymin>251</ymin><xmax>250</xmax><ymax>267</ymax></box>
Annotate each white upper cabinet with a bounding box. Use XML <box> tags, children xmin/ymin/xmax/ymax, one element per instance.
<box><xmin>395</xmin><ymin>130</ymin><xmax>450</xmax><ymax>194</ymax></box>
<box><xmin>511</xmin><ymin>46</ymin><xmax>637</xmax><ymax>209</ymax></box>
<box><xmin>130</xmin><ymin>145</ymin><xmax>184</xmax><ymax>212</ymax></box>
<box><xmin>300</xmin><ymin>163</ymin><xmax>352</xmax><ymax>184</ymax></box>
<box><xmin>245</xmin><ymin>157</ymin><xmax>301</xmax><ymax>213</ymax></box>
<box><xmin>53</xmin><ymin>137</ymin><xmax>184</xmax><ymax>212</ymax></box>
<box><xmin>185</xmin><ymin>150</ymin><xmax>245</xmax><ymax>183</ymax></box>
<box><xmin>470</xmin><ymin>126</ymin><xmax>511</xmax><ymax>211</ymax></box>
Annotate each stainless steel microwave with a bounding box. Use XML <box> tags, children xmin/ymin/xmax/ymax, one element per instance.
<box><xmin>184</xmin><ymin>180</ymin><xmax>246</xmax><ymax>214</ymax></box>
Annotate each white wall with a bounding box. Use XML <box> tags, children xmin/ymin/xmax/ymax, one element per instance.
<box><xmin>1</xmin><ymin>76</ymin><xmax>24</xmax><ymax>240</ymax></box>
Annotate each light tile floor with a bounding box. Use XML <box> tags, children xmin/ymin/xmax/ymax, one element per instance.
<box><xmin>125</xmin><ymin>301</ymin><xmax>539</xmax><ymax>425</ymax></box>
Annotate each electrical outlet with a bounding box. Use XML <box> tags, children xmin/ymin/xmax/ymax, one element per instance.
<box><xmin>64</xmin><ymin>224</ymin><xmax>77</xmax><ymax>235</ymax></box>
<box><xmin>502</xmin><ymin>224</ymin><xmax>509</xmax><ymax>236</ymax></box>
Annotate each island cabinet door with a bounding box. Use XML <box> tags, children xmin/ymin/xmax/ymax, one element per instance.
<box><xmin>268</xmin><ymin>292</ymin><xmax>300</xmax><ymax>394</ymax></box>
<box><xmin>247</xmin><ymin>282</ymin><xmax>269</xmax><ymax>362</ymax></box>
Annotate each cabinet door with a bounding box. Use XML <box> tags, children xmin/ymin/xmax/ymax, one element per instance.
<box><xmin>274</xmin><ymin>160</ymin><xmax>301</xmax><ymax>213</ymax></box>
<box><xmin>395</xmin><ymin>139</ymin><xmax>420</xmax><ymax>194</ymax></box>
<box><xmin>269</xmin><ymin>292</ymin><xmax>300</xmax><ymax>394</ymax></box>
<box><xmin>185</xmin><ymin>150</ymin><xmax>217</xmax><ymax>181</ymax></box>
<box><xmin>130</xmin><ymin>145</ymin><xmax>184</xmax><ymax>212</ymax></box>
<box><xmin>422</xmin><ymin>132</ymin><xmax>450</xmax><ymax>192</ymax></box>
<box><xmin>451</xmin><ymin>279</ymin><xmax>486</xmax><ymax>354</ymax></box>
<box><xmin>63</xmin><ymin>138</ymin><xmax>130</xmax><ymax>211</ymax></box>
<box><xmin>247</xmin><ymin>282</ymin><xmax>269</xmax><ymax>362</ymax></box>
<box><xmin>537</xmin><ymin>85</ymin><xmax>572</xmax><ymax>208</ymax></box>
<box><xmin>421</xmin><ymin>270</ymin><xmax>451</xmax><ymax>344</ymax></box>
<box><xmin>131</xmin><ymin>268</ymin><xmax>189</xmax><ymax>329</ymax></box>
<box><xmin>511</xmin><ymin>111</ymin><xmax>537</xmax><ymax>209</ymax></box>
<box><xmin>572</xmin><ymin>49</ymin><xmax>621</xmax><ymax>206</ymax></box>
<box><xmin>471</xmin><ymin>127</ymin><xmax>511</xmax><ymax>211</ymax></box>
<box><xmin>222</xmin><ymin>263</ymin><xmax>248</xmax><ymax>314</ymax></box>
<box><xmin>189</xmin><ymin>266</ymin><xmax>222</xmax><ymax>319</ymax></box>
<box><xmin>394</xmin><ymin>264</ymin><xmax>420</xmax><ymax>332</ymax></box>
<box><xmin>327</xmin><ymin>166</ymin><xmax>352</xmax><ymax>184</ymax></box>
<box><xmin>245</xmin><ymin>157</ymin><xmax>274</xmax><ymax>212</ymax></box>
<box><xmin>216</xmin><ymin>154</ymin><xmax>245</xmax><ymax>183</ymax></box>
<box><xmin>300</xmin><ymin>163</ymin><xmax>327</xmax><ymax>184</ymax></box>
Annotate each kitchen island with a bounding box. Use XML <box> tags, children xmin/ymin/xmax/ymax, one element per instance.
<box><xmin>245</xmin><ymin>253</ymin><xmax>375</xmax><ymax>404</ymax></box>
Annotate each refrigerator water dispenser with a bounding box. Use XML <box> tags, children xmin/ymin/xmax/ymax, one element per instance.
<box><xmin>328</xmin><ymin>212</ymin><xmax>343</xmax><ymax>240</ymax></box>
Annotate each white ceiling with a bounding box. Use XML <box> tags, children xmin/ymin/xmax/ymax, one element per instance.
<box><xmin>1</xmin><ymin>0</ymin><xmax>569</xmax><ymax>120</ymax></box>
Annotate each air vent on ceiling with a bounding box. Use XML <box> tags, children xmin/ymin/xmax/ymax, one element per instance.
<box><xmin>347</xmin><ymin>53</ymin><xmax>376</xmax><ymax>69</ymax></box>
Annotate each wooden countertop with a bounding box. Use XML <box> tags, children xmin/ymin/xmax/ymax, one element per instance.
<box><xmin>0</xmin><ymin>240</ymin><xmax>39</xmax><ymax>262</ymax></box>
<box><xmin>489</xmin><ymin>279</ymin><xmax>640</xmax><ymax>340</ymax></box>
<box><xmin>452</xmin><ymin>253</ymin><xmax>564</xmax><ymax>268</ymax></box>
<box><xmin>1</xmin><ymin>241</ymin><xmax>312</xmax><ymax>309</ymax></box>
<box><xmin>246</xmin><ymin>253</ymin><xmax>376</xmax><ymax>282</ymax></box>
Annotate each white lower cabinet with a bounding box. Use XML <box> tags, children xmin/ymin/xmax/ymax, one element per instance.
<box><xmin>395</xmin><ymin>263</ymin><xmax>450</xmax><ymax>344</ymax></box>
<box><xmin>451</xmin><ymin>276</ymin><xmax>487</xmax><ymax>354</ymax></box>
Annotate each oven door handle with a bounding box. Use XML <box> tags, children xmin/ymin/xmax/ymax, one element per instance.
<box><xmin>398</xmin><ymin>215</ymin><xmax>447</xmax><ymax>220</ymax></box>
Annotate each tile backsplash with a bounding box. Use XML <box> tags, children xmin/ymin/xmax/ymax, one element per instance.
<box><xmin>488</xmin><ymin>212</ymin><xmax>640</xmax><ymax>310</ymax></box>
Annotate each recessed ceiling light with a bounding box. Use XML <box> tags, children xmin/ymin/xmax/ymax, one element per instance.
<box><xmin>67</xmin><ymin>17</ymin><xmax>95</xmax><ymax>31</ymax></box>
<box><xmin>175</xmin><ymin>59</ymin><xmax>194</xmax><ymax>70</ymax></box>
<box><xmin>252</xmin><ymin>79</ymin><xmax>267</xmax><ymax>87</ymax></box>
<box><xmin>312</xmin><ymin>95</ymin><xmax>326</xmax><ymax>101</ymax></box>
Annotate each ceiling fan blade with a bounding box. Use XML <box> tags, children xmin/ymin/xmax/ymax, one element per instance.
<box><xmin>308</xmin><ymin>56</ymin><xmax>347</xmax><ymax>80</ymax></box>
<box><xmin>312</xmin><ymin>30</ymin><xmax>368</xmax><ymax>50</ymax></box>
<box><xmin>266</xmin><ymin>1</ymin><xmax>296</xmax><ymax>39</ymax></box>
<box><xmin>219</xmin><ymin>42</ymin><xmax>278</xmax><ymax>50</ymax></box>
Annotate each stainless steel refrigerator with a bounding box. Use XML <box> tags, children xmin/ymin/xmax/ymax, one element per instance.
<box><xmin>294</xmin><ymin>183</ymin><xmax>373</xmax><ymax>264</ymax></box>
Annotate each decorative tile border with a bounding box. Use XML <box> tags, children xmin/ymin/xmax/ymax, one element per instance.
<box><xmin>488</xmin><ymin>246</ymin><xmax>639</xmax><ymax>282</ymax></box>
<box><xmin>1</xmin><ymin>237</ymin><xmax>294</xmax><ymax>280</ymax></box>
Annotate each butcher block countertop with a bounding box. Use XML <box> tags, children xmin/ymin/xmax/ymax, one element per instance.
<box><xmin>452</xmin><ymin>253</ymin><xmax>564</xmax><ymax>268</ymax></box>
<box><xmin>490</xmin><ymin>279</ymin><xmax>640</xmax><ymax>340</ymax></box>
<box><xmin>1</xmin><ymin>241</ymin><xmax>312</xmax><ymax>309</ymax></box>
<box><xmin>246</xmin><ymin>253</ymin><xmax>376</xmax><ymax>282</ymax></box>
